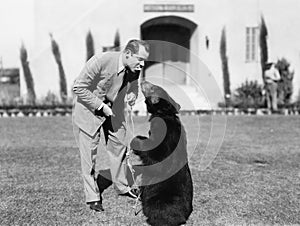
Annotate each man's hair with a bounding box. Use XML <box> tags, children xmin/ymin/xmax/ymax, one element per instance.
<box><xmin>264</xmin><ymin>62</ymin><xmax>274</xmax><ymax>70</ymax></box>
<box><xmin>124</xmin><ymin>39</ymin><xmax>150</xmax><ymax>54</ymax></box>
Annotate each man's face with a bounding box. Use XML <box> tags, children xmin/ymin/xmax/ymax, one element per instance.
<box><xmin>125</xmin><ymin>45</ymin><xmax>149</xmax><ymax>73</ymax></box>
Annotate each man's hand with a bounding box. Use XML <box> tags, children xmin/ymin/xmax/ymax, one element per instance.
<box><xmin>95</xmin><ymin>103</ymin><xmax>114</xmax><ymax>117</ymax></box>
<box><xmin>102</xmin><ymin>103</ymin><xmax>114</xmax><ymax>116</ymax></box>
<box><xmin>127</xmin><ymin>92</ymin><xmax>137</xmax><ymax>106</ymax></box>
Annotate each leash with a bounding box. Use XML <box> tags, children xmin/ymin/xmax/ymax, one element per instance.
<box><xmin>125</xmin><ymin>97</ymin><xmax>142</xmax><ymax>216</ymax></box>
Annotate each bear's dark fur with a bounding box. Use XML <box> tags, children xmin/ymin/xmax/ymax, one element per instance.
<box><xmin>130</xmin><ymin>81</ymin><xmax>193</xmax><ymax>226</ymax></box>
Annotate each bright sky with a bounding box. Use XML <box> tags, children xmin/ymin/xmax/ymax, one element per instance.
<box><xmin>0</xmin><ymin>0</ymin><xmax>34</xmax><ymax>68</ymax></box>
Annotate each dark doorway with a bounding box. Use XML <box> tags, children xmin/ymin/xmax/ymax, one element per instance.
<box><xmin>141</xmin><ymin>16</ymin><xmax>196</xmax><ymax>84</ymax></box>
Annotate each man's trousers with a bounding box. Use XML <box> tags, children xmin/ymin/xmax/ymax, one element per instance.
<box><xmin>73</xmin><ymin>122</ymin><xmax>131</xmax><ymax>203</ymax></box>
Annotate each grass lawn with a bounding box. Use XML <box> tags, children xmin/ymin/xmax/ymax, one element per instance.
<box><xmin>0</xmin><ymin>115</ymin><xmax>299</xmax><ymax>225</ymax></box>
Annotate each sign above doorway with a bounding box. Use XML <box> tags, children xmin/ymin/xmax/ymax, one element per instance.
<box><xmin>144</xmin><ymin>4</ymin><xmax>194</xmax><ymax>12</ymax></box>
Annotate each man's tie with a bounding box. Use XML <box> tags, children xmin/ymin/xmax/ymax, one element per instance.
<box><xmin>103</xmin><ymin>68</ymin><xmax>129</xmax><ymax>135</ymax></box>
<box><xmin>106</xmin><ymin>68</ymin><xmax>127</xmax><ymax>102</ymax></box>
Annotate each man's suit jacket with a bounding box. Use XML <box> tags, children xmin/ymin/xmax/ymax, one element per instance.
<box><xmin>72</xmin><ymin>51</ymin><xmax>139</xmax><ymax>136</ymax></box>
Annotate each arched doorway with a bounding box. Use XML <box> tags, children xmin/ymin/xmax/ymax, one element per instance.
<box><xmin>141</xmin><ymin>16</ymin><xmax>197</xmax><ymax>84</ymax></box>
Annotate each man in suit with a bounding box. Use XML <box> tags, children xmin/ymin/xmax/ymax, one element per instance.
<box><xmin>264</xmin><ymin>62</ymin><xmax>281</xmax><ymax>112</ymax></box>
<box><xmin>72</xmin><ymin>39</ymin><xmax>149</xmax><ymax>212</ymax></box>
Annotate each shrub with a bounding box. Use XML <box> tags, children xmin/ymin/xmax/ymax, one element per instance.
<box><xmin>275</xmin><ymin>58</ymin><xmax>294</xmax><ymax>105</ymax></box>
<box><xmin>294</xmin><ymin>90</ymin><xmax>300</xmax><ymax>109</ymax></box>
<box><xmin>231</xmin><ymin>80</ymin><xmax>264</xmax><ymax>109</ymax></box>
<box><xmin>38</xmin><ymin>90</ymin><xmax>60</xmax><ymax>106</ymax></box>
<box><xmin>0</xmin><ymin>96</ymin><xmax>23</xmax><ymax>106</ymax></box>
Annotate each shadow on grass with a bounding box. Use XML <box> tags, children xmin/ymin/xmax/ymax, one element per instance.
<box><xmin>96</xmin><ymin>169</ymin><xmax>113</xmax><ymax>195</ymax></box>
<box><xmin>96</xmin><ymin>168</ymin><xmax>135</xmax><ymax>195</ymax></box>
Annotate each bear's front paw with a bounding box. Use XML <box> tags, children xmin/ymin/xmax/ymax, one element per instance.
<box><xmin>130</xmin><ymin>137</ymin><xmax>141</xmax><ymax>150</ymax></box>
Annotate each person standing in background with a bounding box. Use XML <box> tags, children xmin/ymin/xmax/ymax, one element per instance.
<box><xmin>264</xmin><ymin>62</ymin><xmax>281</xmax><ymax>112</ymax></box>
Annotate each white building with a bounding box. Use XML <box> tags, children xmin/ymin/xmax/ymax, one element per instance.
<box><xmin>2</xmin><ymin>0</ymin><xmax>300</xmax><ymax>110</ymax></box>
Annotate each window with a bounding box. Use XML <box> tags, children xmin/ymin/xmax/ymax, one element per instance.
<box><xmin>245</xmin><ymin>27</ymin><xmax>258</xmax><ymax>62</ymax></box>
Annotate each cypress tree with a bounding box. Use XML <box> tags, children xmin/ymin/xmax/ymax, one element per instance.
<box><xmin>50</xmin><ymin>33</ymin><xmax>67</xmax><ymax>104</ymax></box>
<box><xmin>220</xmin><ymin>26</ymin><xmax>231</xmax><ymax>106</ymax></box>
<box><xmin>20</xmin><ymin>43</ymin><xmax>36</xmax><ymax>105</ymax></box>
<box><xmin>86</xmin><ymin>30</ymin><xmax>95</xmax><ymax>61</ymax></box>
<box><xmin>114</xmin><ymin>29</ymin><xmax>120</xmax><ymax>51</ymax></box>
<box><xmin>259</xmin><ymin>15</ymin><xmax>268</xmax><ymax>82</ymax></box>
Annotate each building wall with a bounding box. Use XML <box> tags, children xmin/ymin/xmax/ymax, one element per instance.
<box><xmin>18</xmin><ymin>0</ymin><xmax>300</xmax><ymax>104</ymax></box>
<box><xmin>0</xmin><ymin>68</ymin><xmax>20</xmax><ymax>105</ymax></box>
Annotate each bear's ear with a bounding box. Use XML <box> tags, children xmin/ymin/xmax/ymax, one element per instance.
<box><xmin>150</xmin><ymin>95</ymin><xmax>160</xmax><ymax>104</ymax></box>
<box><xmin>173</xmin><ymin>102</ymin><xmax>181</xmax><ymax>113</ymax></box>
<box><xmin>167</xmin><ymin>95</ymin><xmax>181</xmax><ymax>113</ymax></box>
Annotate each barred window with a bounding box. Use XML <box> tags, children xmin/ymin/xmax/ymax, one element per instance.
<box><xmin>245</xmin><ymin>27</ymin><xmax>258</xmax><ymax>62</ymax></box>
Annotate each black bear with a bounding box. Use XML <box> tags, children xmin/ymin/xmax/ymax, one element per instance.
<box><xmin>130</xmin><ymin>81</ymin><xmax>193</xmax><ymax>226</ymax></box>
